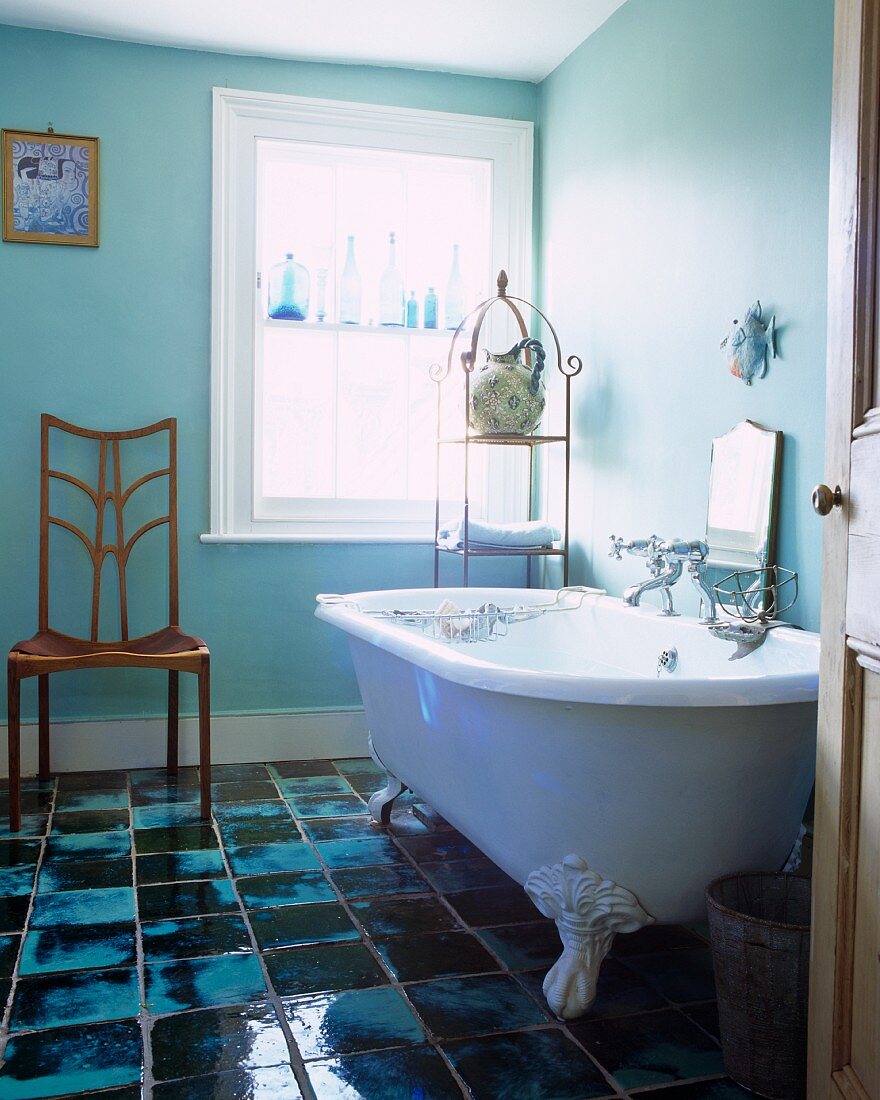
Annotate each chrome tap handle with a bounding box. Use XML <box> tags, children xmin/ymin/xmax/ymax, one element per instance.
<box><xmin>610</xmin><ymin>535</ymin><xmax>662</xmax><ymax>560</ymax></box>
<box><xmin>627</xmin><ymin>535</ymin><xmax>663</xmax><ymax>557</ymax></box>
<box><xmin>659</xmin><ymin>539</ymin><xmax>709</xmax><ymax>562</ymax></box>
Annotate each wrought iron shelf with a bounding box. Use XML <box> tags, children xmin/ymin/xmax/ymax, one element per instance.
<box><xmin>439</xmin><ymin>434</ymin><xmax>567</xmax><ymax>447</ymax></box>
<box><xmin>432</xmin><ymin>269</ymin><xmax>583</xmax><ymax>589</ymax></box>
<box><xmin>436</xmin><ymin>545</ymin><xmax>566</xmax><ymax>558</ymax></box>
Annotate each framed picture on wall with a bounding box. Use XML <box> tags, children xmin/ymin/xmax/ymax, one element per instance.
<box><xmin>2</xmin><ymin>128</ymin><xmax>99</xmax><ymax>246</ymax></box>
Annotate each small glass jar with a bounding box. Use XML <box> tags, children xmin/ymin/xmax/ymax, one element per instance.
<box><xmin>268</xmin><ymin>253</ymin><xmax>310</xmax><ymax>321</ymax></box>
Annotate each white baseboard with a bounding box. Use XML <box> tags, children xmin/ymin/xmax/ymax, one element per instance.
<box><xmin>0</xmin><ymin>709</ymin><xmax>369</xmax><ymax>777</ymax></box>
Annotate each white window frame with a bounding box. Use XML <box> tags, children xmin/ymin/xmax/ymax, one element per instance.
<box><xmin>205</xmin><ymin>87</ymin><xmax>533</xmax><ymax>544</ymax></box>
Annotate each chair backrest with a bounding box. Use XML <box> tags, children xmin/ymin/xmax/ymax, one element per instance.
<box><xmin>40</xmin><ymin>415</ymin><xmax>179</xmax><ymax>641</ymax></box>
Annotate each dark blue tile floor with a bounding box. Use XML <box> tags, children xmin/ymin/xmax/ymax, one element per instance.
<box><xmin>0</xmin><ymin>758</ymin><xmax>746</xmax><ymax>1099</ymax></box>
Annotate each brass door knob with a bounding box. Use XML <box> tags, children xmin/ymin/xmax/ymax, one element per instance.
<box><xmin>812</xmin><ymin>483</ymin><xmax>843</xmax><ymax>516</ymax></box>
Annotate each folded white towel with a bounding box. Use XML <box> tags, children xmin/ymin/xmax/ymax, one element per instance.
<box><xmin>437</xmin><ymin>517</ymin><xmax>561</xmax><ymax>550</ymax></box>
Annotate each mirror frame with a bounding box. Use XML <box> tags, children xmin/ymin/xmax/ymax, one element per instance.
<box><xmin>705</xmin><ymin>419</ymin><xmax>783</xmax><ymax>570</ymax></box>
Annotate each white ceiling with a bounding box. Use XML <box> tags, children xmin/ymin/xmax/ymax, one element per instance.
<box><xmin>0</xmin><ymin>0</ymin><xmax>627</xmax><ymax>82</ymax></box>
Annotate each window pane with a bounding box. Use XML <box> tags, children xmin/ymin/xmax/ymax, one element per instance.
<box><xmin>259</xmin><ymin>155</ymin><xmax>335</xmax><ymax>321</ymax></box>
<box><xmin>336</xmin><ymin>166</ymin><xmax>405</xmax><ymax>328</ymax></box>
<box><xmin>255</xmin><ymin>138</ymin><xmax>495</xmax><ymax>519</ymax></box>
<box><xmin>260</xmin><ymin>329</ymin><xmax>336</xmax><ymax>498</ymax></box>
<box><xmin>336</xmin><ymin>332</ymin><xmax>408</xmax><ymax>499</ymax></box>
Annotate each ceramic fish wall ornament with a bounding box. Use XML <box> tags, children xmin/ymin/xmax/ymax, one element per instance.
<box><xmin>720</xmin><ymin>301</ymin><xmax>776</xmax><ymax>385</ymax></box>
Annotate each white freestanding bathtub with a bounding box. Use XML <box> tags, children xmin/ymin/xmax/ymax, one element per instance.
<box><xmin>315</xmin><ymin>587</ymin><xmax>819</xmax><ymax>1019</ymax></box>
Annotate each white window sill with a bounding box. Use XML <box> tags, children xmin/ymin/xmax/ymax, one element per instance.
<box><xmin>200</xmin><ymin>533</ymin><xmax>435</xmax><ymax>545</ymax></box>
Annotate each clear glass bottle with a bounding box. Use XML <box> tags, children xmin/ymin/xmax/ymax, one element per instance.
<box><xmin>379</xmin><ymin>231</ymin><xmax>405</xmax><ymax>327</ymax></box>
<box><xmin>339</xmin><ymin>235</ymin><xmax>362</xmax><ymax>325</ymax></box>
<box><xmin>268</xmin><ymin>253</ymin><xmax>310</xmax><ymax>321</ymax></box>
<box><xmin>406</xmin><ymin>291</ymin><xmax>419</xmax><ymax>329</ymax></box>
<box><xmin>424</xmin><ymin>287</ymin><xmax>438</xmax><ymax>329</ymax></box>
<box><xmin>444</xmin><ymin>243</ymin><xmax>466</xmax><ymax>329</ymax></box>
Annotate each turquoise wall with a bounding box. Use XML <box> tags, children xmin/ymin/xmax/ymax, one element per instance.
<box><xmin>0</xmin><ymin>3</ymin><xmax>835</xmax><ymax>726</ymax></box>
<box><xmin>0</xmin><ymin>25</ymin><xmax>537</xmax><ymax>722</ymax></box>
<box><xmin>539</xmin><ymin>0</ymin><xmax>833</xmax><ymax>630</ymax></box>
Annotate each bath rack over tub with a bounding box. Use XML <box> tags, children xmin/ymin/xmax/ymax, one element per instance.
<box><xmin>316</xmin><ymin>585</ymin><xmax>603</xmax><ymax>644</ymax></box>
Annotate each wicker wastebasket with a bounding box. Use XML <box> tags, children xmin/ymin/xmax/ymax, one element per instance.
<box><xmin>705</xmin><ymin>873</ymin><xmax>811</xmax><ymax>1100</ymax></box>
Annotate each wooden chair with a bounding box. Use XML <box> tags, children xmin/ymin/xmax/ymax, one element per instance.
<box><xmin>6</xmin><ymin>415</ymin><xmax>210</xmax><ymax>830</ymax></box>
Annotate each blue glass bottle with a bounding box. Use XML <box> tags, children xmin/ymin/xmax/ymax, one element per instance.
<box><xmin>424</xmin><ymin>287</ymin><xmax>438</xmax><ymax>329</ymax></box>
<box><xmin>406</xmin><ymin>291</ymin><xmax>419</xmax><ymax>328</ymax></box>
<box><xmin>268</xmin><ymin>253</ymin><xmax>310</xmax><ymax>321</ymax></box>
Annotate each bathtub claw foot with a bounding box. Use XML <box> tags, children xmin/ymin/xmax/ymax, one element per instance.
<box><xmin>367</xmin><ymin>735</ymin><xmax>409</xmax><ymax>827</ymax></box>
<box><xmin>525</xmin><ymin>854</ymin><xmax>654</xmax><ymax>1019</ymax></box>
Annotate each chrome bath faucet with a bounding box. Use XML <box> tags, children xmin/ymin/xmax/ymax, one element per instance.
<box><xmin>609</xmin><ymin>535</ymin><xmax>720</xmax><ymax>624</ymax></box>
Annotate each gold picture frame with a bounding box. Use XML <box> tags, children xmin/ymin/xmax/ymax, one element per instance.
<box><xmin>2</xmin><ymin>128</ymin><xmax>99</xmax><ymax>247</ymax></box>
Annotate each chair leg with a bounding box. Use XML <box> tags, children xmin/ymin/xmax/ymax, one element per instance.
<box><xmin>197</xmin><ymin>660</ymin><xmax>211</xmax><ymax>821</ymax></box>
<box><xmin>7</xmin><ymin>660</ymin><xmax>21</xmax><ymax>833</ymax></box>
<box><xmin>167</xmin><ymin>671</ymin><xmax>179</xmax><ymax>774</ymax></box>
<box><xmin>38</xmin><ymin>675</ymin><xmax>50</xmax><ymax>782</ymax></box>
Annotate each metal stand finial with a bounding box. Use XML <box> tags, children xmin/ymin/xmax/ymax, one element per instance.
<box><xmin>496</xmin><ymin>270</ymin><xmax>508</xmax><ymax>297</ymax></box>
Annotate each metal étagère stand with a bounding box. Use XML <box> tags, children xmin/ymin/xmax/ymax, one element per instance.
<box><xmin>431</xmin><ymin>270</ymin><xmax>582</xmax><ymax>587</ymax></box>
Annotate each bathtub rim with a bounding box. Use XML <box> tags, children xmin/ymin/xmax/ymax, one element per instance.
<box><xmin>315</xmin><ymin>587</ymin><xmax>819</xmax><ymax>708</ymax></box>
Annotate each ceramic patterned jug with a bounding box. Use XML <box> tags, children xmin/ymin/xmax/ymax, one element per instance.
<box><xmin>469</xmin><ymin>338</ymin><xmax>547</xmax><ymax>435</ymax></box>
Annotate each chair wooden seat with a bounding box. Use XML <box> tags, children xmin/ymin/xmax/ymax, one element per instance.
<box><xmin>6</xmin><ymin>415</ymin><xmax>211</xmax><ymax>830</ymax></box>
<box><xmin>12</xmin><ymin>626</ymin><xmax>206</xmax><ymax>665</ymax></box>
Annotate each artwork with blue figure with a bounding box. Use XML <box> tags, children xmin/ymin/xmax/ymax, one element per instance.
<box><xmin>720</xmin><ymin>300</ymin><xmax>777</xmax><ymax>385</ymax></box>
<box><xmin>11</xmin><ymin>138</ymin><xmax>92</xmax><ymax>236</ymax></box>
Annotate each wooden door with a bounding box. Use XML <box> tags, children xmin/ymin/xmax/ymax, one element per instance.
<box><xmin>808</xmin><ymin>0</ymin><xmax>880</xmax><ymax>1096</ymax></box>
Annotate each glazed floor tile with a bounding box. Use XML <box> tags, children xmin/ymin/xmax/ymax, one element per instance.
<box><xmin>0</xmin><ymin>936</ymin><xmax>19</xmax><ymax>978</ymax></box>
<box><xmin>152</xmin><ymin>1064</ymin><xmax>303</xmax><ymax>1097</ymax></box>
<box><xmin>300</xmin><ymin>815</ymin><xmax>377</xmax><ymax>842</ymax></box>
<box><xmin>306</xmin><ymin>1044</ymin><xmax>462</xmax><ymax>1099</ymax></box>
<box><xmin>141</xmin><ymin>914</ymin><xmax>253</xmax><ymax>962</ymax></box>
<box><xmin>329</xmin><ymin>863</ymin><xmax>428</xmax><ymax>899</ymax></box>
<box><xmin>278</xmin><ymin>775</ymin><xmax>354</xmax><ymax>797</ymax></box>
<box><xmin>134</xmin><ymin>824</ymin><xmax>218</xmax><ymax>854</ymax></box>
<box><xmin>375</xmin><ymin>930</ymin><xmax>502</xmax><ymax>982</ymax></box>
<box><xmin>314</xmin><ymin>836</ymin><xmax>403</xmax><ymax>869</ymax></box>
<box><xmin>283</xmin><ymin>986</ymin><xmax>424</xmax><ymax>1059</ymax></box>
<box><xmin>30</xmin><ymin>886</ymin><xmax>136</xmax><ymax>928</ymax></box>
<box><xmin>629</xmin><ymin>1079</ymin><xmax>752</xmax><ymax>1098</ymax></box>
<box><xmin>249</xmin><ymin>901</ymin><xmax>360</xmax><ymax>950</ymax></box>
<box><xmin>0</xmin><ymin>1019</ymin><xmax>142</xmax><ymax>1098</ymax></box>
<box><xmin>19</xmin><ymin>923</ymin><xmax>137</xmax><ymax>975</ymax></box>
<box><xmin>443</xmin><ymin>1028</ymin><xmax>615</xmax><ymax>1100</ymax></box>
<box><xmin>218</xmin><ymin>818</ymin><xmax>303</xmax><ymax>847</ymax></box>
<box><xmin>36</xmin><ymin>857</ymin><xmax>132</xmax><ymax>893</ymax></box>
<box><xmin>570</xmin><ymin>1008</ymin><xmax>725</xmax><ymax>1090</ymax></box>
<box><xmin>137</xmin><ymin>879</ymin><xmax>239</xmax><ymax>921</ymax></box>
<box><xmin>136</xmin><ymin>849</ymin><xmax>227</xmax><ymax>885</ymax></box>
<box><xmin>226</xmin><ymin>841</ymin><xmax>319</xmax><ymax>877</ymax></box>
<box><xmin>10</xmin><ymin>966</ymin><xmax>139</xmax><ymax>1031</ymax></box>
<box><xmin>0</xmin><ymin>758</ymin><xmax>729</xmax><ymax>1099</ymax></box>
<box><xmin>237</xmin><ymin>870</ymin><xmax>336</xmax><ymax>910</ymax></box>
<box><xmin>406</xmin><ymin>973</ymin><xmax>547</xmax><ymax>1038</ymax></box>
<box><xmin>266</xmin><ymin>942</ymin><xmax>388</xmax><ymax>998</ymax></box>
<box><xmin>144</xmin><ymin>952</ymin><xmax>267</xmax><ymax>1014</ymax></box>
<box><xmin>150</xmin><ymin>1001</ymin><xmax>290</xmax><ymax>1081</ymax></box>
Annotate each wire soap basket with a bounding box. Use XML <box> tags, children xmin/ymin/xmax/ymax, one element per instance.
<box><xmin>316</xmin><ymin>586</ymin><xmax>601</xmax><ymax>645</ymax></box>
<box><xmin>712</xmin><ymin>565</ymin><xmax>799</xmax><ymax>624</ymax></box>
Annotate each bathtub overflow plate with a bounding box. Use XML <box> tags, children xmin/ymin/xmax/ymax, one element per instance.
<box><xmin>657</xmin><ymin>647</ymin><xmax>678</xmax><ymax>676</ymax></box>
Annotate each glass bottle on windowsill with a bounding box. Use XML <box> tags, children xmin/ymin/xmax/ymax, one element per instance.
<box><xmin>339</xmin><ymin>235</ymin><xmax>361</xmax><ymax>325</ymax></box>
<box><xmin>379</xmin><ymin>232</ymin><xmax>405</xmax><ymax>327</ymax></box>
<box><xmin>424</xmin><ymin>287</ymin><xmax>438</xmax><ymax>329</ymax></box>
<box><xmin>444</xmin><ymin>243</ymin><xmax>465</xmax><ymax>329</ymax></box>
<box><xmin>406</xmin><ymin>291</ymin><xmax>419</xmax><ymax>329</ymax></box>
<box><xmin>268</xmin><ymin>253</ymin><xmax>310</xmax><ymax>321</ymax></box>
